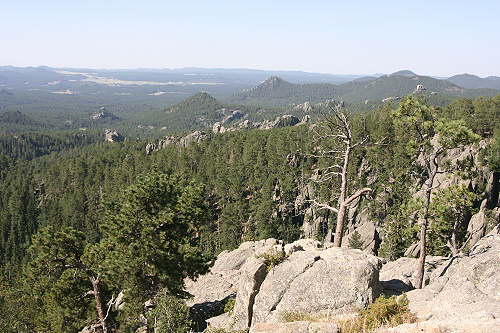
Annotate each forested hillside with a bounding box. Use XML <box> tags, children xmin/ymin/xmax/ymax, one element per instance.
<box><xmin>0</xmin><ymin>94</ymin><xmax>498</xmax><ymax>332</ymax></box>
<box><xmin>232</xmin><ymin>72</ymin><xmax>499</xmax><ymax>106</ymax></box>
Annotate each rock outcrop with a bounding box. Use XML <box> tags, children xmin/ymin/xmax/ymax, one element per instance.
<box><xmin>145</xmin><ymin>131</ymin><xmax>209</xmax><ymax>154</ymax></box>
<box><xmin>193</xmin><ymin>238</ymin><xmax>383</xmax><ymax>331</ymax></box>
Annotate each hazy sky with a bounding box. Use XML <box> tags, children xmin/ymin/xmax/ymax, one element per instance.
<box><xmin>1</xmin><ymin>0</ymin><xmax>499</xmax><ymax>76</ymax></box>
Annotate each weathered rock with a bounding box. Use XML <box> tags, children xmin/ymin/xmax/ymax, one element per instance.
<box><xmin>284</xmin><ymin>239</ymin><xmax>322</xmax><ymax>256</ymax></box>
<box><xmin>188</xmin><ymin>239</ymin><xmax>282</xmax><ymax>331</ymax></box>
<box><xmin>230</xmin><ymin>257</ymin><xmax>268</xmax><ymax>329</ymax></box>
<box><xmin>212</xmin><ymin>239</ymin><xmax>281</xmax><ymax>273</ymax></box>
<box><xmin>252</xmin><ymin>247</ymin><xmax>383</xmax><ymax>324</ymax></box>
<box><xmin>212</xmin><ymin>122</ymin><xmax>225</xmax><ymax>134</ymax></box>
<box><xmin>293</xmin><ymin>101</ymin><xmax>314</xmax><ymax>113</ymax></box>
<box><xmin>91</xmin><ymin>111</ymin><xmax>118</xmax><ymax>120</ymax></box>
<box><xmin>250</xmin><ymin>321</ymin><xmax>338</xmax><ymax>333</ymax></box>
<box><xmin>379</xmin><ymin>256</ymin><xmax>448</xmax><ymax>294</ymax></box>
<box><xmin>401</xmin><ymin>234</ymin><xmax>500</xmax><ymax>332</ymax></box>
<box><xmin>467</xmin><ymin>199</ymin><xmax>488</xmax><ymax>247</ymax></box>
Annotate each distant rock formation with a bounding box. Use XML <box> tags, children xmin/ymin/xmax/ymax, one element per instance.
<box><xmin>91</xmin><ymin>110</ymin><xmax>119</xmax><ymax>121</ymax></box>
<box><xmin>104</xmin><ymin>129</ymin><xmax>124</xmax><ymax>142</ymax></box>
<box><xmin>293</xmin><ymin>101</ymin><xmax>313</xmax><ymax>112</ymax></box>
<box><xmin>413</xmin><ymin>84</ymin><xmax>426</xmax><ymax>94</ymax></box>
<box><xmin>145</xmin><ymin>131</ymin><xmax>209</xmax><ymax>154</ymax></box>
<box><xmin>213</xmin><ymin>114</ymin><xmax>308</xmax><ymax>134</ymax></box>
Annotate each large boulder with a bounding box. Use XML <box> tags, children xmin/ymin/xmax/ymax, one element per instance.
<box><xmin>251</xmin><ymin>247</ymin><xmax>382</xmax><ymax>325</ymax></box>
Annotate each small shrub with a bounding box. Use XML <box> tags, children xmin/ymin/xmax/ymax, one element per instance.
<box><xmin>257</xmin><ymin>248</ymin><xmax>288</xmax><ymax>272</ymax></box>
<box><xmin>147</xmin><ymin>293</ymin><xmax>192</xmax><ymax>333</ymax></box>
<box><xmin>338</xmin><ymin>295</ymin><xmax>417</xmax><ymax>333</ymax></box>
<box><xmin>348</xmin><ymin>230</ymin><xmax>364</xmax><ymax>250</ymax></box>
<box><xmin>224</xmin><ymin>298</ymin><xmax>235</xmax><ymax>313</ymax></box>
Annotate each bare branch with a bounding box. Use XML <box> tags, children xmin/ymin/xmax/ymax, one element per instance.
<box><xmin>344</xmin><ymin>188</ymin><xmax>373</xmax><ymax>207</ymax></box>
<box><xmin>306</xmin><ymin>199</ymin><xmax>339</xmax><ymax>213</ymax></box>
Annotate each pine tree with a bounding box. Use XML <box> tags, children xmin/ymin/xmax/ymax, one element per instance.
<box><xmin>92</xmin><ymin>172</ymin><xmax>212</xmax><ymax>327</ymax></box>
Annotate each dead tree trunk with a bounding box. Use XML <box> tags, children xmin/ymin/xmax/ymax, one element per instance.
<box><xmin>309</xmin><ymin>102</ymin><xmax>372</xmax><ymax>247</ymax></box>
<box><xmin>90</xmin><ymin>276</ymin><xmax>108</xmax><ymax>333</ymax></box>
<box><xmin>415</xmin><ymin>153</ymin><xmax>440</xmax><ymax>289</ymax></box>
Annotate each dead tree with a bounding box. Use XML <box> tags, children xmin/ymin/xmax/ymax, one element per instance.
<box><xmin>309</xmin><ymin>102</ymin><xmax>372</xmax><ymax>246</ymax></box>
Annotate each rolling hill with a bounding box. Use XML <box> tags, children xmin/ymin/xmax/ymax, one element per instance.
<box><xmin>447</xmin><ymin>74</ymin><xmax>500</xmax><ymax>90</ymax></box>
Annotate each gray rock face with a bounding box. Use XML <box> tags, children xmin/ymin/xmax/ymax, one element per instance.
<box><xmin>283</xmin><ymin>239</ymin><xmax>322</xmax><ymax>256</ymax></box>
<box><xmin>145</xmin><ymin>131</ymin><xmax>209</xmax><ymax>154</ymax></box>
<box><xmin>467</xmin><ymin>199</ymin><xmax>488</xmax><ymax>247</ymax></box>
<box><xmin>91</xmin><ymin>111</ymin><xmax>118</xmax><ymax>120</ymax></box>
<box><xmin>188</xmin><ymin>239</ymin><xmax>282</xmax><ymax>331</ymax></box>
<box><xmin>186</xmin><ymin>239</ymin><xmax>281</xmax><ymax>308</ymax></box>
<box><xmin>231</xmin><ymin>257</ymin><xmax>268</xmax><ymax>329</ymax></box>
<box><xmin>222</xmin><ymin>110</ymin><xmax>244</xmax><ymax>124</ymax></box>
<box><xmin>252</xmin><ymin>247</ymin><xmax>382</xmax><ymax>324</ymax></box>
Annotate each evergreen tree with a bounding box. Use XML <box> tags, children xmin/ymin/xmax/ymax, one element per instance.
<box><xmin>429</xmin><ymin>184</ymin><xmax>477</xmax><ymax>255</ymax></box>
<box><xmin>92</xmin><ymin>172</ymin><xmax>212</xmax><ymax>328</ymax></box>
<box><xmin>393</xmin><ymin>96</ymin><xmax>480</xmax><ymax>288</ymax></box>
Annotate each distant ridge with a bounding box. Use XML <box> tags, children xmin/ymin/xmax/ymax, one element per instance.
<box><xmin>232</xmin><ymin>73</ymin><xmax>499</xmax><ymax>106</ymax></box>
<box><xmin>390</xmin><ymin>70</ymin><xmax>417</xmax><ymax>77</ymax></box>
<box><xmin>447</xmin><ymin>74</ymin><xmax>500</xmax><ymax>90</ymax></box>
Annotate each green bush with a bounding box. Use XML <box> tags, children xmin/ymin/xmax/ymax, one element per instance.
<box><xmin>348</xmin><ymin>230</ymin><xmax>364</xmax><ymax>250</ymax></box>
<box><xmin>147</xmin><ymin>293</ymin><xmax>192</xmax><ymax>333</ymax></box>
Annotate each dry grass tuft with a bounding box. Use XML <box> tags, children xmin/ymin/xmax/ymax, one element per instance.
<box><xmin>337</xmin><ymin>295</ymin><xmax>417</xmax><ymax>333</ymax></box>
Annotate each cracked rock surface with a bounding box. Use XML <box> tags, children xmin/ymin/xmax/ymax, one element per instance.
<box><xmin>202</xmin><ymin>239</ymin><xmax>383</xmax><ymax>331</ymax></box>
<box><xmin>253</xmin><ymin>246</ymin><xmax>382</xmax><ymax>324</ymax></box>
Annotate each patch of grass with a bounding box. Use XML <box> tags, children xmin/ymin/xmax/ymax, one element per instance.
<box><xmin>256</xmin><ymin>248</ymin><xmax>288</xmax><ymax>272</ymax></box>
<box><xmin>224</xmin><ymin>298</ymin><xmax>235</xmax><ymax>313</ymax></box>
<box><xmin>338</xmin><ymin>295</ymin><xmax>417</xmax><ymax>333</ymax></box>
<box><xmin>280</xmin><ymin>310</ymin><xmax>321</xmax><ymax>322</ymax></box>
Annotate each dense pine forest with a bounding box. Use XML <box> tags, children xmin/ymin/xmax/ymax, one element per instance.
<box><xmin>0</xmin><ymin>92</ymin><xmax>498</xmax><ymax>332</ymax></box>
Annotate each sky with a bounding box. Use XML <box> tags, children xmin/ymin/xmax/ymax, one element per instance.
<box><xmin>1</xmin><ymin>0</ymin><xmax>499</xmax><ymax>77</ymax></box>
